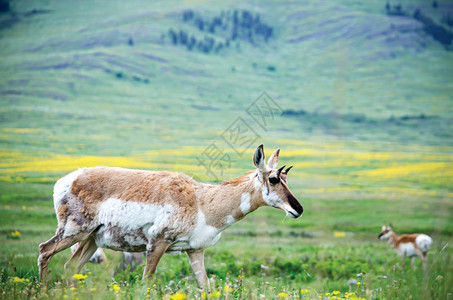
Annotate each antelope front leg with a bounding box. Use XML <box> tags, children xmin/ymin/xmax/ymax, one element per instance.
<box><xmin>187</xmin><ymin>250</ymin><xmax>210</xmax><ymax>292</ymax></box>
<box><xmin>142</xmin><ymin>240</ymin><xmax>170</xmax><ymax>281</ymax></box>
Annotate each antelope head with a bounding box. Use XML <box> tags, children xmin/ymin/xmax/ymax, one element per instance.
<box><xmin>253</xmin><ymin>144</ymin><xmax>303</xmax><ymax>218</ymax></box>
<box><xmin>378</xmin><ymin>224</ymin><xmax>393</xmax><ymax>239</ymax></box>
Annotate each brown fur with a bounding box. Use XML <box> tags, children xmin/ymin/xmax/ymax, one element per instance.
<box><xmin>71</xmin><ymin>167</ymin><xmax>199</xmax><ymax>216</ymax></box>
<box><xmin>196</xmin><ymin>175</ymin><xmax>263</xmax><ymax>228</ymax></box>
<box><xmin>394</xmin><ymin>233</ymin><xmax>420</xmax><ymax>249</ymax></box>
<box><xmin>221</xmin><ymin>171</ymin><xmax>253</xmax><ymax>186</ymax></box>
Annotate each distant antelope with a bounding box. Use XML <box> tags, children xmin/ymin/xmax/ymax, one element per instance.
<box><xmin>38</xmin><ymin>144</ymin><xmax>303</xmax><ymax>289</ymax></box>
<box><xmin>378</xmin><ymin>224</ymin><xmax>432</xmax><ymax>270</ymax></box>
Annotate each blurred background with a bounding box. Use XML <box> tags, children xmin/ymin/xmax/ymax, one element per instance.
<box><xmin>0</xmin><ymin>0</ymin><xmax>452</xmax><ymax>298</ymax></box>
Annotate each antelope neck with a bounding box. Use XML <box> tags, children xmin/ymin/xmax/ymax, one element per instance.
<box><xmin>388</xmin><ymin>232</ymin><xmax>398</xmax><ymax>247</ymax></box>
<box><xmin>196</xmin><ymin>173</ymin><xmax>264</xmax><ymax>229</ymax></box>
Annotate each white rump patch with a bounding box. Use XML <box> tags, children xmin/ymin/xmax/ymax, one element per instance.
<box><xmin>240</xmin><ymin>193</ymin><xmax>251</xmax><ymax>214</ymax></box>
<box><xmin>416</xmin><ymin>234</ymin><xmax>432</xmax><ymax>252</ymax></box>
<box><xmin>53</xmin><ymin>168</ymin><xmax>85</xmax><ymax>210</ymax></box>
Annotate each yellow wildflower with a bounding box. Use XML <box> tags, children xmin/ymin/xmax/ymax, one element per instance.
<box><xmin>357</xmin><ymin>282</ymin><xmax>361</xmax><ymax>285</ymax></box>
<box><xmin>278</xmin><ymin>292</ymin><xmax>288</xmax><ymax>297</ymax></box>
<box><xmin>22</xmin><ymin>205</ymin><xmax>26</xmax><ymax>210</ymax></box>
<box><xmin>112</xmin><ymin>284</ymin><xmax>120</xmax><ymax>293</ymax></box>
<box><xmin>333</xmin><ymin>291</ymin><xmax>341</xmax><ymax>295</ymax></box>
<box><xmin>334</xmin><ymin>232</ymin><xmax>346</xmax><ymax>237</ymax></box>
<box><xmin>13</xmin><ymin>276</ymin><xmax>26</xmax><ymax>283</ymax></box>
<box><xmin>90</xmin><ymin>288</ymin><xmax>96</xmax><ymax>292</ymax></box>
<box><xmin>325</xmin><ymin>293</ymin><xmax>331</xmax><ymax>296</ymax></box>
<box><xmin>70</xmin><ymin>287</ymin><xmax>77</xmax><ymax>291</ymax></box>
<box><xmin>209</xmin><ymin>291</ymin><xmax>221</xmax><ymax>298</ymax></box>
<box><xmin>72</xmin><ymin>274</ymin><xmax>88</xmax><ymax>280</ymax></box>
<box><xmin>11</xmin><ymin>231</ymin><xmax>21</xmax><ymax>237</ymax></box>
<box><xmin>300</xmin><ymin>289</ymin><xmax>310</xmax><ymax>294</ymax></box>
<box><xmin>224</xmin><ymin>285</ymin><xmax>233</xmax><ymax>292</ymax></box>
<box><xmin>170</xmin><ymin>291</ymin><xmax>186</xmax><ymax>299</ymax></box>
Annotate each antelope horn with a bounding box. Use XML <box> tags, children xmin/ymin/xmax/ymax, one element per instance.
<box><xmin>277</xmin><ymin>165</ymin><xmax>286</xmax><ymax>177</ymax></box>
<box><xmin>284</xmin><ymin>165</ymin><xmax>293</xmax><ymax>174</ymax></box>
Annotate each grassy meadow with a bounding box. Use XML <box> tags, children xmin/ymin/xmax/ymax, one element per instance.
<box><xmin>1</xmin><ymin>0</ymin><xmax>453</xmax><ymax>299</ymax></box>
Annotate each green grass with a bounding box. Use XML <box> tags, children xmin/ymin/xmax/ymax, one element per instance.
<box><xmin>1</xmin><ymin>0</ymin><xmax>453</xmax><ymax>298</ymax></box>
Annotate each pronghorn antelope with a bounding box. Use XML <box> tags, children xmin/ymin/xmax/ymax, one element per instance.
<box><xmin>38</xmin><ymin>144</ymin><xmax>303</xmax><ymax>288</ymax></box>
<box><xmin>378</xmin><ymin>224</ymin><xmax>432</xmax><ymax>270</ymax></box>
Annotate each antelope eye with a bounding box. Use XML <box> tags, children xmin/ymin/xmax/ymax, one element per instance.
<box><xmin>269</xmin><ymin>177</ymin><xmax>280</xmax><ymax>185</ymax></box>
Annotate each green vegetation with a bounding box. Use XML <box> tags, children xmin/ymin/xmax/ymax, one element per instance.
<box><xmin>0</xmin><ymin>0</ymin><xmax>452</xmax><ymax>298</ymax></box>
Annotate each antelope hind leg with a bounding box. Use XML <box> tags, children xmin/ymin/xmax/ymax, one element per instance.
<box><xmin>38</xmin><ymin>231</ymin><xmax>91</xmax><ymax>284</ymax></box>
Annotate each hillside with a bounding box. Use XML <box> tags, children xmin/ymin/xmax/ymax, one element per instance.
<box><xmin>1</xmin><ymin>0</ymin><xmax>452</xmax><ymax>154</ymax></box>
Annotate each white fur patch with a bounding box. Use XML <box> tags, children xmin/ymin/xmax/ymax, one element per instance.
<box><xmin>225</xmin><ymin>215</ymin><xmax>236</xmax><ymax>227</ymax></box>
<box><xmin>97</xmin><ymin>198</ymin><xmax>172</xmax><ymax>232</ymax></box>
<box><xmin>63</xmin><ymin>220</ymin><xmax>84</xmax><ymax>237</ymax></box>
<box><xmin>251</xmin><ymin>171</ymin><xmax>284</xmax><ymax>209</ymax></box>
<box><xmin>252</xmin><ymin>173</ymin><xmax>262</xmax><ymax>190</ymax></box>
<box><xmin>416</xmin><ymin>234</ymin><xmax>432</xmax><ymax>252</ymax></box>
<box><xmin>188</xmin><ymin>210</ymin><xmax>221</xmax><ymax>249</ymax></box>
<box><xmin>53</xmin><ymin>168</ymin><xmax>85</xmax><ymax>210</ymax></box>
<box><xmin>397</xmin><ymin>242</ymin><xmax>416</xmax><ymax>257</ymax></box>
<box><xmin>95</xmin><ymin>198</ymin><xmax>173</xmax><ymax>248</ymax></box>
<box><xmin>262</xmin><ymin>190</ymin><xmax>282</xmax><ymax>208</ymax></box>
<box><xmin>283</xmin><ymin>203</ymin><xmax>299</xmax><ymax>218</ymax></box>
<box><xmin>240</xmin><ymin>193</ymin><xmax>251</xmax><ymax>214</ymax></box>
<box><xmin>380</xmin><ymin>231</ymin><xmax>392</xmax><ymax>240</ymax></box>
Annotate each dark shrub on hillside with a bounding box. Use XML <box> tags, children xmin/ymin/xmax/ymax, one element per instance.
<box><xmin>0</xmin><ymin>0</ymin><xmax>9</xmax><ymax>12</ymax></box>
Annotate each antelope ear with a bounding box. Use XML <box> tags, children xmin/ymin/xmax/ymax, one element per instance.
<box><xmin>389</xmin><ymin>223</ymin><xmax>393</xmax><ymax>230</ymax></box>
<box><xmin>382</xmin><ymin>225</ymin><xmax>386</xmax><ymax>231</ymax></box>
<box><xmin>253</xmin><ymin>144</ymin><xmax>266</xmax><ymax>173</ymax></box>
<box><xmin>267</xmin><ymin>149</ymin><xmax>280</xmax><ymax>169</ymax></box>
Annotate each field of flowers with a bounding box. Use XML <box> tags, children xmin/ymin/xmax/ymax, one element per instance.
<box><xmin>0</xmin><ymin>138</ymin><xmax>452</xmax><ymax>299</ymax></box>
<box><xmin>1</xmin><ymin>0</ymin><xmax>453</xmax><ymax>298</ymax></box>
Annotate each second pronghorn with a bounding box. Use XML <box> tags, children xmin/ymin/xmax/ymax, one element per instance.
<box><xmin>378</xmin><ymin>224</ymin><xmax>432</xmax><ymax>270</ymax></box>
